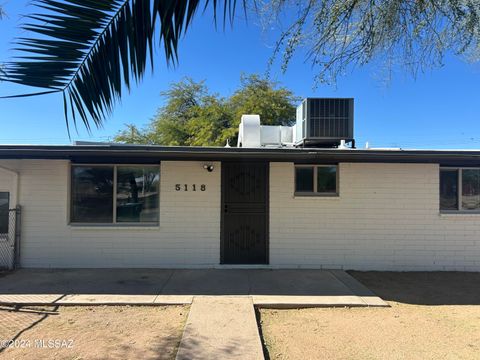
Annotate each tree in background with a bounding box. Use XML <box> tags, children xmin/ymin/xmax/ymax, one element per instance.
<box><xmin>114</xmin><ymin>74</ymin><xmax>298</xmax><ymax>146</ymax></box>
<box><xmin>262</xmin><ymin>0</ymin><xmax>480</xmax><ymax>84</ymax></box>
<box><xmin>2</xmin><ymin>1</ymin><xmax>479</xmax><ymax>130</ymax></box>
<box><xmin>230</xmin><ymin>74</ymin><xmax>299</xmax><ymax>126</ymax></box>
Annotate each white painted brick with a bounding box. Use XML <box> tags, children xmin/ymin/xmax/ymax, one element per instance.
<box><xmin>2</xmin><ymin>159</ymin><xmax>480</xmax><ymax>270</ymax></box>
<box><xmin>0</xmin><ymin>160</ymin><xmax>220</xmax><ymax>268</ymax></box>
<box><xmin>269</xmin><ymin>162</ymin><xmax>480</xmax><ymax>271</ymax></box>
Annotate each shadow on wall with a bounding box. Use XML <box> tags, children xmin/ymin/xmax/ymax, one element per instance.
<box><xmin>349</xmin><ymin>271</ymin><xmax>480</xmax><ymax>306</ymax></box>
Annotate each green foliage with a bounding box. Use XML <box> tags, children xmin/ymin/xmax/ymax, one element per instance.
<box><xmin>262</xmin><ymin>0</ymin><xmax>480</xmax><ymax>84</ymax></box>
<box><xmin>114</xmin><ymin>74</ymin><xmax>297</xmax><ymax>146</ymax></box>
<box><xmin>229</xmin><ymin>74</ymin><xmax>299</xmax><ymax>127</ymax></box>
<box><xmin>113</xmin><ymin>124</ymin><xmax>154</xmax><ymax>144</ymax></box>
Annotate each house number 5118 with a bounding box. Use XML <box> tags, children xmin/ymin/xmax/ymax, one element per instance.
<box><xmin>175</xmin><ymin>184</ymin><xmax>206</xmax><ymax>191</ymax></box>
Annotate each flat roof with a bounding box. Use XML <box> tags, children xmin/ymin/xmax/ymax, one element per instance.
<box><xmin>0</xmin><ymin>144</ymin><xmax>479</xmax><ymax>166</ymax></box>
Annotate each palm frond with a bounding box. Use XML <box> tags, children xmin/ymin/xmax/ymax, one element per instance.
<box><xmin>2</xmin><ymin>0</ymin><xmax>243</xmax><ymax>132</ymax></box>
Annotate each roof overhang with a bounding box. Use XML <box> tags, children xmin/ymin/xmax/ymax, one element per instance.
<box><xmin>0</xmin><ymin>145</ymin><xmax>479</xmax><ymax>166</ymax></box>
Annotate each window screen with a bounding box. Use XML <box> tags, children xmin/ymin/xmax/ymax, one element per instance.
<box><xmin>295</xmin><ymin>167</ymin><xmax>314</xmax><ymax>192</ymax></box>
<box><xmin>0</xmin><ymin>192</ymin><xmax>9</xmax><ymax>234</ymax></box>
<box><xmin>440</xmin><ymin>169</ymin><xmax>458</xmax><ymax>211</ymax></box>
<box><xmin>317</xmin><ymin>166</ymin><xmax>337</xmax><ymax>193</ymax></box>
<box><xmin>462</xmin><ymin>169</ymin><xmax>480</xmax><ymax>211</ymax></box>
<box><xmin>71</xmin><ymin>166</ymin><xmax>114</xmax><ymax>223</ymax></box>
<box><xmin>116</xmin><ymin>166</ymin><xmax>159</xmax><ymax>223</ymax></box>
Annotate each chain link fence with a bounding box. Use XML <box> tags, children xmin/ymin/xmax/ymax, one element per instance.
<box><xmin>0</xmin><ymin>206</ymin><xmax>21</xmax><ymax>270</ymax></box>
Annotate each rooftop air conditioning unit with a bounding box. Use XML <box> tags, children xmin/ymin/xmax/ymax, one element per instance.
<box><xmin>295</xmin><ymin>98</ymin><xmax>354</xmax><ymax>147</ymax></box>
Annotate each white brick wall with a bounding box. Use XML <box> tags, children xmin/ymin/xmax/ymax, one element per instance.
<box><xmin>0</xmin><ymin>159</ymin><xmax>479</xmax><ymax>270</ymax></box>
<box><xmin>270</xmin><ymin>162</ymin><xmax>480</xmax><ymax>271</ymax></box>
<box><xmin>0</xmin><ymin>160</ymin><xmax>221</xmax><ymax>268</ymax></box>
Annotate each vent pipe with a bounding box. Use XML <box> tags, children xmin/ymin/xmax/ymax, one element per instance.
<box><xmin>337</xmin><ymin>139</ymin><xmax>348</xmax><ymax>149</ymax></box>
<box><xmin>237</xmin><ymin>115</ymin><xmax>261</xmax><ymax>148</ymax></box>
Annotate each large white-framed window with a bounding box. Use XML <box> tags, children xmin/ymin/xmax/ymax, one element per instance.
<box><xmin>440</xmin><ymin>167</ymin><xmax>480</xmax><ymax>212</ymax></box>
<box><xmin>294</xmin><ymin>164</ymin><xmax>339</xmax><ymax>196</ymax></box>
<box><xmin>70</xmin><ymin>164</ymin><xmax>160</xmax><ymax>225</ymax></box>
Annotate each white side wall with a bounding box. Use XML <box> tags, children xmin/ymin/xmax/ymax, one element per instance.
<box><xmin>1</xmin><ymin>160</ymin><xmax>221</xmax><ymax>268</ymax></box>
<box><xmin>270</xmin><ymin>162</ymin><xmax>480</xmax><ymax>271</ymax></box>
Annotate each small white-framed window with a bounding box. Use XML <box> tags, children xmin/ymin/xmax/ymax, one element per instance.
<box><xmin>294</xmin><ymin>164</ymin><xmax>338</xmax><ymax>196</ymax></box>
<box><xmin>70</xmin><ymin>164</ymin><xmax>160</xmax><ymax>225</ymax></box>
<box><xmin>440</xmin><ymin>167</ymin><xmax>480</xmax><ymax>212</ymax></box>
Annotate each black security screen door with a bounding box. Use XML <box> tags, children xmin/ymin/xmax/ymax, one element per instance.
<box><xmin>221</xmin><ymin>162</ymin><xmax>268</xmax><ymax>264</ymax></box>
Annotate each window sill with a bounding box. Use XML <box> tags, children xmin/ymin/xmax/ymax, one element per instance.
<box><xmin>69</xmin><ymin>224</ymin><xmax>160</xmax><ymax>230</ymax></box>
<box><xmin>294</xmin><ymin>193</ymin><xmax>340</xmax><ymax>198</ymax></box>
<box><xmin>439</xmin><ymin>212</ymin><xmax>480</xmax><ymax>217</ymax></box>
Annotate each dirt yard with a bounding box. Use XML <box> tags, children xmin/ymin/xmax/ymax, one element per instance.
<box><xmin>0</xmin><ymin>305</ymin><xmax>188</xmax><ymax>360</ymax></box>
<box><xmin>259</xmin><ymin>272</ymin><xmax>480</xmax><ymax>360</ymax></box>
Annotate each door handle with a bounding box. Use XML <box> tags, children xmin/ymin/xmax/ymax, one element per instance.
<box><xmin>224</xmin><ymin>204</ymin><xmax>228</xmax><ymax>213</ymax></box>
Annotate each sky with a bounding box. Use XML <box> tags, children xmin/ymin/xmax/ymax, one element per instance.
<box><xmin>0</xmin><ymin>1</ymin><xmax>479</xmax><ymax>149</ymax></box>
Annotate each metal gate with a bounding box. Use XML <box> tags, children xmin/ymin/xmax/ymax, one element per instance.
<box><xmin>221</xmin><ymin>162</ymin><xmax>268</xmax><ymax>265</ymax></box>
<box><xmin>0</xmin><ymin>206</ymin><xmax>21</xmax><ymax>270</ymax></box>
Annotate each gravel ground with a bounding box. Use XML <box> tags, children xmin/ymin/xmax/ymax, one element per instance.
<box><xmin>0</xmin><ymin>305</ymin><xmax>188</xmax><ymax>360</ymax></box>
<box><xmin>259</xmin><ymin>272</ymin><xmax>480</xmax><ymax>360</ymax></box>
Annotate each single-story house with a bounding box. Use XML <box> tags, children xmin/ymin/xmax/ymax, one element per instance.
<box><xmin>0</xmin><ymin>98</ymin><xmax>479</xmax><ymax>271</ymax></box>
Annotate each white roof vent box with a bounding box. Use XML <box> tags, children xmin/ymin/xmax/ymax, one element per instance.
<box><xmin>237</xmin><ymin>115</ymin><xmax>296</xmax><ymax>148</ymax></box>
<box><xmin>237</xmin><ymin>114</ymin><xmax>261</xmax><ymax>148</ymax></box>
<box><xmin>295</xmin><ymin>98</ymin><xmax>354</xmax><ymax>148</ymax></box>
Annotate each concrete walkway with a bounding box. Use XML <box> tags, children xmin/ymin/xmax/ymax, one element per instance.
<box><xmin>0</xmin><ymin>269</ymin><xmax>387</xmax><ymax>307</ymax></box>
<box><xmin>176</xmin><ymin>297</ymin><xmax>264</xmax><ymax>360</ymax></box>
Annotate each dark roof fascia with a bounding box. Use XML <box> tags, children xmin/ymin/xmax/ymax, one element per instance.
<box><xmin>0</xmin><ymin>145</ymin><xmax>479</xmax><ymax>166</ymax></box>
